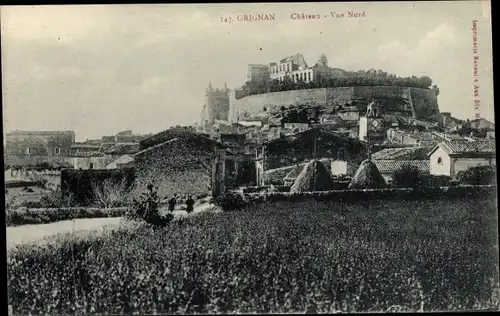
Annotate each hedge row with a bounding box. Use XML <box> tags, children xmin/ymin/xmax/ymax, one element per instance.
<box><xmin>243</xmin><ymin>185</ymin><xmax>497</xmax><ymax>203</ymax></box>
<box><xmin>61</xmin><ymin>168</ymin><xmax>135</xmax><ymax>205</ymax></box>
<box><xmin>6</xmin><ymin>207</ymin><xmax>129</xmax><ymax>227</ymax></box>
<box><xmin>5</xmin><ymin>180</ymin><xmax>36</xmax><ymax>189</ymax></box>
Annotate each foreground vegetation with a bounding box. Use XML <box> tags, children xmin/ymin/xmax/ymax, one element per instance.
<box><xmin>5</xmin><ymin>207</ymin><xmax>129</xmax><ymax>227</ymax></box>
<box><xmin>7</xmin><ymin>197</ymin><xmax>499</xmax><ymax>314</ymax></box>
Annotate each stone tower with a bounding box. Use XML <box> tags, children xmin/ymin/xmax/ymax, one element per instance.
<box><xmin>205</xmin><ymin>81</ymin><xmax>215</xmax><ymax>126</ymax></box>
<box><xmin>318</xmin><ymin>54</ymin><xmax>328</xmax><ymax>67</ymax></box>
<box><xmin>203</xmin><ymin>81</ymin><xmax>230</xmax><ymax>134</ymax></box>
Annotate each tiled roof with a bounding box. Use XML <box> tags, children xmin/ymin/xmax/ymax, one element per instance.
<box><xmin>279</xmin><ymin>54</ymin><xmax>308</xmax><ymax>69</ymax></box>
<box><xmin>134</xmin><ymin>137</ymin><xmax>214</xmax><ymax>158</ymax></box>
<box><xmin>99</xmin><ymin>143</ymin><xmax>115</xmax><ymax>152</ymax></box>
<box><xmin>373</xmin><ymin>160</ymin><xmax>430</xmax><ymax>174</ymax></box>
<box><xmin>372</xmin><ymin>147</ymin><xmax>431</xmax><ymax>160</ymax></box>
<box><xmin>104</xmin><ymin>143</ymin><xmax>141</xmax><ymax>155</ymax></box>
<box><xmin>443</xmin><ymin>140</ymin><xmax>496</xmax><ymax>154</ymax></box>
<box><xmin>134</xmin><ymin>138</ymin><xmax>180</xmax><ymax>157</ymax></box>
<box><xmin>71</xmin><ymin>143</ymin><xmax>101</xmax><ymax>148</ymax></box>
<box><xmin>108</xmin><ymin>155</ymin><xmax>135</xmax><ymax>166</ymax></box>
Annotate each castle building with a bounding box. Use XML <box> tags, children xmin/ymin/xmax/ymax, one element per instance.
<box><xmin>247</xmin><ymin>64</ymin><xmax>270</xmax><ymax>82</ymax></box>
<box><xmin>200</xmin><ymin>82</ymin><xmax>230</xmax><ymax>134</ymax></box>
<box><xmin>268</xmin><ymin>53</ymin><xmax>347</xmax><ymax>83</ymax></box>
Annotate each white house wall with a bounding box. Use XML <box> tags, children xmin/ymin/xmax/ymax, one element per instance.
<box><xmin>429</xmin><ymin>147</ymin><xmax>452</xmax><ymax>176</ymax></box>
<box><xmin>330</xmin><ymin>160</ymin><xmax>348</xmax><ymax>175</ymax></box>
<box><xmin>358</xmin><ymin>117</ymin><xmax>368</xmax><ymax>141</ymax></box>
<box><xmin>73</xmin><ymin>157</ymin><xmax>114</xmax><ymax>170</ymax></box>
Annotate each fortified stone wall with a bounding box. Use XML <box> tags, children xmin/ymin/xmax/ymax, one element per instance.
<box><xmin>409</xmin><ymin>87</ymin><xmax>440</xmax><ymax>118</ymax></box>
<box><xmin>230</xmin><ymin>86</ymin><xmax>440</xmax><ymax>121</ymax></box>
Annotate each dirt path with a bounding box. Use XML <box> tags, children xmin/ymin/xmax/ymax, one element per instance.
<box><xmin>7</xmin><ymin>203</ymin><xmax>220</xmax><ymax>249</ymax></box>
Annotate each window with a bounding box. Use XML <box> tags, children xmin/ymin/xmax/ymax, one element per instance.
<box><xmin>26</xmin><ymin>148</ymin><xmax>31</xmax><ymax>155</ymax></box>
<box><xmin>54</xmin><ymin>147</ymin><xmax>61</xmax><ymax>155</ymax></box>
<box><xmin>437</xmin><ymin>157</ymin><xmax>443</xmax><ymax>165</ymax></box>
<box><xmin>89</xmin><ymin>163</ymin><xmax>94</xmax><ymax>170</ymax></box>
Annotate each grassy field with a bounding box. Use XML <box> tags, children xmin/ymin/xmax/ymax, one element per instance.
<box><xmin>7</xmin><ymin>197</ymin><xmax>500</xmax><ymax>314</ymax></box>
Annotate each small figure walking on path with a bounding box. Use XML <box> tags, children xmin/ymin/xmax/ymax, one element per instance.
<box><xmin>168</xmin><ymin>195</ymin><xmax>177</xmax><ymax>212</ymax></box>
<box><xmin>186</xmin><ymin>195</ymin><xmax>195</xmax><ymax>214</ymax></box>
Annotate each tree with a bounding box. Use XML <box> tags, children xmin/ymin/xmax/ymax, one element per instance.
<box><xmin>456</xmin><ymin>166</ymin><xmax>496</xmax><ymax>185</ymax></box>
<box><xmin>418</xmin><ymin>76</ymin><xmax>433</xmax><ymax>89</ymax></box>
<box><xmin>392</xmin><ymin>164</ymin><xmax>424</xmax><ymax>188</ymax></box>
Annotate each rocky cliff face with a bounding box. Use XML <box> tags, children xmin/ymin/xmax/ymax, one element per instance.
<box><xmin>230</xmin><ymin>86</ymin><xmax>439</xmax><ymax>121</ymax></box>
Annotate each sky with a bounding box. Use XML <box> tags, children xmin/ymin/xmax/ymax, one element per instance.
<box><xmin>1</xmin><ymin>2</ymin><xmax>494</xmax><ymax>142</ymax></box>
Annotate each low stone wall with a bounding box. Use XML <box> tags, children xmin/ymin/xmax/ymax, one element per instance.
<box><xmin>243</xmin><ymin>185</ymin><xmax>496</xmax><ymax>203</ymax></box>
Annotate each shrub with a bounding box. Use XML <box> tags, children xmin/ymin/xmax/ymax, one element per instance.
<box><xmin>5</xmin><ymin>207</ymin><xmax>128</xmax><ymax>226</ymax></box>
<box><xmin>129</xmin><ymin>183</ymin><xmax>173</xmax><ymax>226</ymax></box>
<box><xmin>39</xmin><ymin>190</ymin><xmax>77</xmax><ymax>208</ymax></box>
<box><xmin>91</xmin><ymin>179</ymin><xmax>131</xmax><ymax>208</ymax></box>
<box><xmin>420</xmin><ymin>174</ymin><xmax>452</xmax><ymax>188</ymax></box>
<box><xmin>392</xmin><ymin>164</ymin><xmax>424</xmax><ymax>188</ymax></box>
<box><xmin>61</xmin><ymin>168</ymin><xmax>135</xmax><ymax>205</ymax></box>
<box><xmin>456</xmin><ymin>166</ymin><xmax>496</xmax><ymax>185</ymax></box>
<box><xmin>215</xmin><ymin>192</ymin><xmax>247</xmax><ymax>211</ymax></box>
<box><xmin>34</xmin><ymin>161</ymin><xmax>53</xmax><ymax>170</ymax></box>
<box><xmin>30</xmin><ymin>174</ymin><xmax>49</xmax><ymax>189</ymax></box>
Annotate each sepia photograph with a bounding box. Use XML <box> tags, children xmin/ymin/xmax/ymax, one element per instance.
<box><xmin>2</xmin><ymin>1</ymin><xmax>498</xmax><ymax>314</ymax></box>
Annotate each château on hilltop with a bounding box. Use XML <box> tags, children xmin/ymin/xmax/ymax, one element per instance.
<box><xmin>200</xmin><ymin>53</ymin><xmax>440</xmax><ymax>133</ymax></box>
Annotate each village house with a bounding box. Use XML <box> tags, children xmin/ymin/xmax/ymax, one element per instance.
<box><xmin>133</xmin><ymin>128</ymin><xmax>254</xmax><ymax>197</ymax></box>
<box><xmin>70</xmin><ymin>142</ymin><xmax>102</xmax><ymax>156</ymax></box>
<box><xmin>105</xmin><ymin>155</ymin><xmax>135</xmax><ymax>170</ymax></box>
<box><xmin>104</xmin><ymin>142</ymin><xmax>141</xmax><ymax>156</ymax></box>
<box><xmin>338</xmin><ymin>108</ymin><xmax>360</xmax><ymax>122</ymax></box>
<box><xmin>73</xmin><ymin>154</ymin><xmax>115</xmax><ymax>170</ymax></box>
<box><xmin>371</xmin><ymin>146</ymin><xmax>432</xmax><ymax>161</ymax></box>
<box><xmin>4</xmin><ymin>130</ymin><xmax>75</xmax><ymax>168</ymax></box>
<box><xmin>465</xmin><ymin>118</ymin><xmax>495</xmax><ymax>130</ymax></box>
<box><xmin>260</xmin><ymin>124</ymin><xmax>282</xmax><ymax>142</ymax></box>
<box><xmin>373</xmin><ymin>160</ymin><xmax>430</xmax><ymax>184</ymax></box>
<box><xmin>4</xmin><ymin>130</ymin><xmax>75</xmax><ymax>157</ymax></box>
<box><xmin>255</xmin><ymin>127</ymin><xmax>367</xmax><ymax>185</ymax></box>
<box><xmin>428</xmin><ymin>139</ymin><xmax>496</xmax><ymax>178</ymax></box>
<box><xmin>133</xmin><ymin>134</ymin><xmax>217</xmax><ymax>198</ymax></box>
<box><xmin>283</xmin><ymin>122</ymin><xmax>310</xmax><ymax>133</ymax></box>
